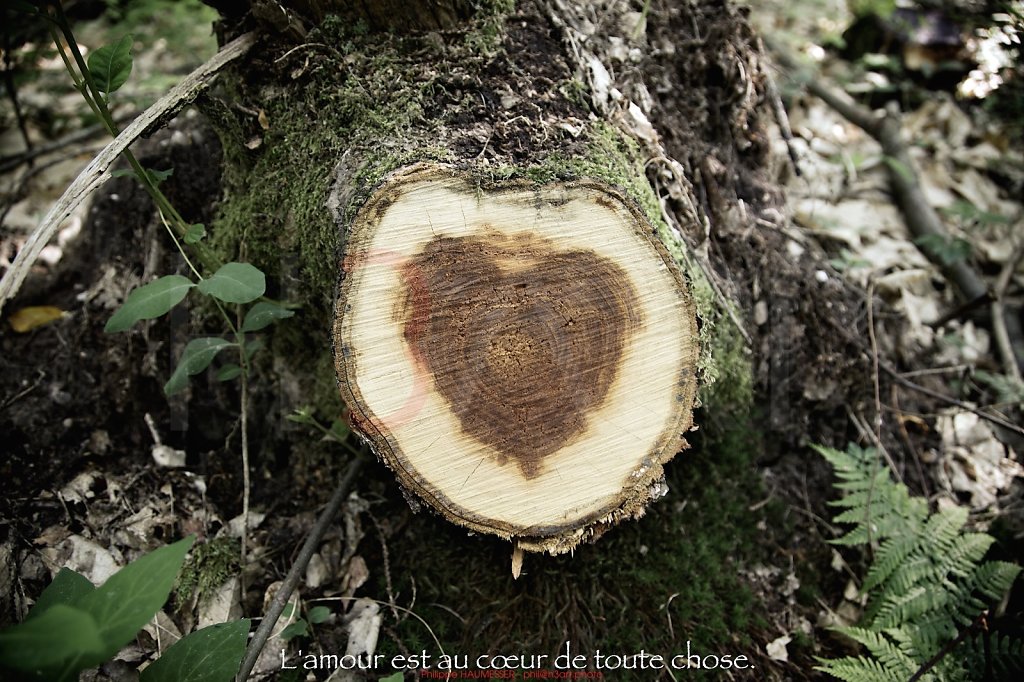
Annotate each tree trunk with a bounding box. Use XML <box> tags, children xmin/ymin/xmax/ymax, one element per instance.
<box><xmin>201</xmin><ymin>0</ymin><xmax>767</xmax><ymax>554</ymax></box>
<box><xmin>336</xmin><ymin>163</ymin><xmax>698</xmax><ymax>553</ymax></box>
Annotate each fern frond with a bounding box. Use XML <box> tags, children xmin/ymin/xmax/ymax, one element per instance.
<box><xmin>815</xmin><ymin>443</ymin><xmax>1021</xmax><ymax>682</ymax></box>
<box><xmin>957</xmin><ymin>632</ymin><xmax>1024</xmax><ymax>679</ymax></box>
<box><xmin>970</xmin><ymin>561</ymin><xmax>1021</xmax><ymax>601</ymax></box>
<box><xmin>833</xmin><ymin>627</ymin><xmax>919</xmax><ymax>674</ymax></box>
<box><xmin>829</xmin><ymin>470</ymin><xmax>894</xmax><ymax>500</ymax></box>
<box><xmin>901</xmin><ymin>612</ymin><xmax>959</xmax><ymax>659</ymax></box>
<box><xmin>872</xmin><ymin>585</ymin><xmax>950</xmax><ymax>630</ymax></box>
<box><xmin>922</xmin><ymin>505</ymin><xmax>969</xmax><ymax>553</ymax></box>
<box><xmin>942</xmin><ymin>533</ymin><xmax>995</xmax><ymax>579</ymax></box>
<box><xmin>815</xmin><ymin>655</ymin><xmax>910</xmax><ymax>682</ymax></box>
<box><xmin>863</xmin><ymin>534</ymin><xmax>922</xmax><ymax>591</ymax></box>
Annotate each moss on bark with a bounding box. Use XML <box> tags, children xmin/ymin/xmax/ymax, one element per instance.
<box><xmin>203</xmin><ymin>0</ymin><xmax>754</xmax><ymax>490</ymax></box>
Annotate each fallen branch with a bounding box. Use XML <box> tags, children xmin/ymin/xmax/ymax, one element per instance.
<box><xmin>236</xmin><ymin>451</ymin><xmax>365</xmax><ymax>682</ymax></box>
<box><xmin>992</xmin><ymin>238</ymin><xmax>1024</xmax><ymax>383</ymax></box>
<box><xmin>0</xmin><ymin>32</ymin><xmax>256</xmax><ymax>315</ymax></box>
<box><xmin>767</xmin><ymin>38</ymin><xmax>1024</xmax><ymax>376</ymax></box>
<box><xmin>0</xmin><ymin>110</ymin><xmax>138</xmax><ymax>174</ymax></box>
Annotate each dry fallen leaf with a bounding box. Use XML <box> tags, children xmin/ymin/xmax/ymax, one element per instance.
<box><xmin>8</xmin><ymin>306</ymin><xmax>66</xmax><ymax>332</ymax></box>
<box><xmin>766</xmin><ymin>634</ymin><xmax>792</xmax><ymax>662</ymax></box>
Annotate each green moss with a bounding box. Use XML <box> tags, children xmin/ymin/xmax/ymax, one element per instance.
<box><xmin>371</xmin><ymin>419</ymin><xmax>767</xmax><ymax>677</ymax></box>
<box><xmin>175</xmin><ymin>536</ymin><xmax>240</xmax><ymax>608</ymax></box>
<box><xmin>206</xmin><ymin>0</ymin><xmax>751</xmax><ymax>417</ymax></box>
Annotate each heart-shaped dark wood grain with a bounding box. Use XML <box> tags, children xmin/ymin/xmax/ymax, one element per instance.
<box><xmin>399</xmin><ymin>231</ymin><xmax>643</xmax><ymax>477</ymax></box>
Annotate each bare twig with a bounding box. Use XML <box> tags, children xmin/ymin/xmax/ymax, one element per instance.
<box><xmin>884</xmin><ymin>363</ymin><xmax>1024</xmax><ymax>438</ymax></box>
<box><xmin>991</xmin><ymin>238</ymin><xmax>1024</xmax><ymax>383</ymax></box>
<box><xmin>0</xmin><ymin>32</ymin><xmax>256</xmax><ymax>314</ymax></box>
<box><xmin>867</xmin><ymin>281</ymin><xmax>883</xmax><ymax>444</ymax></box>
<box><xmin>891</xmin><ymin>384</ymin><xmax>930</xmax><ymax>498</ymax></box>
<box><xmin>848</xmin><ymin>407</ymin><xmax>903</xmax><ymax>484</ymax></box>
<box><xmin>239</xmin><ymin>316</ymin><xmax>251</xmax><ymax>594</ymax></box>
<box><xmin>823</xmin><ymin>314</ymin><xmax>1024</xmax><ymax>438</ymax></box>
<box><xmin>0</xmin><ymin>111</ymin><xmax>137</xmax><ymax>174</ymax></box>
<box><xmin>236</xmin><ymin>451</ymin><xmax>365</xmax><ymax>682</ymax></box>
<box><xmin>1</xmin><ymin>51</ymin><xmax>32</xmax><ymax>157</ymax></box>
<box><xmin>368</xmin><ymin>513</ymin><xmax>400</xmax><ymax>623</ymax></box>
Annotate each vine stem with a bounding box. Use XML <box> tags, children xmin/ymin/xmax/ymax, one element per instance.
<box><xmin>49</xmin><ymin>0</ymin><xmax>217</xmax><ymax>261</ymax></box>
<box><xmin>239</xmin><ymin>339</ymin><xmax>250</xmax><ymax>593</ymax></box>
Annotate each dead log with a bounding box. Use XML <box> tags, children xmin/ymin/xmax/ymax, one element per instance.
<box><xmin>334</xmin><ymin>163</ymin><xmax>698</xmax><ymax>553</ymax></box>
<box><xmin>192</xmin><ymin>0</ymin><xmax>751</xmax><ymax>555</ymax></box>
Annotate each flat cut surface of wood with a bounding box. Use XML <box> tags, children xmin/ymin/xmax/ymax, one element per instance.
<box><xmin>334</xmin><ymin>164</ymin><xmax>698</xmax><ymax>553</ymax></box>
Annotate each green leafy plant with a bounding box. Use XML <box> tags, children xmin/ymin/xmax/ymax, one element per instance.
<box><xmin>104</xmin><ymin>249</ymin><xmax>293</xmax><ymax>396</ymax></box>
<box><xmin>8</xmin><ymin>5</ymin><xmax>298</xmax><ymax>674</ymax></box>
<box><xmin>940</xmin><ymin>200</ymin><xmax>1011</xmax><ymax>229</ymax></box>
<box><xmin>279</xmin><ymin>603</ymin><xmax>332</xmax><ymax>641</ymax></box>
<box><xmin>814</xmin><ymin>444</ymin><xmax>1021</xmax><ymax>681</ymax></box>
<box><xmin>0</xmin><ymin>536</ymin><xmax>250</xmax><ymax>682</ymax></box>
<box><xmin>913</xmin><ymin>233</ymin><xmax>973</xmax><ymax>266</ymax></box>
<box><xmin>10</xmin><ymin>3</ymin><xmax>295</xmax><ymax>395</ymax></box>
<box><xmin>973</xmin><ymin>369</ymin><xmax>1024</xmax><ymax>406</ymax></box>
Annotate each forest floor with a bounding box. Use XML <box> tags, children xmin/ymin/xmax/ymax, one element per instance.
<box><xmin>1</xmin><ymin>0</ymin><xmax>1022</xmax><ymax>680</ymax></box>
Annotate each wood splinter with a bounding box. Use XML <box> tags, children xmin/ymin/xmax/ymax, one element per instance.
<box><xmin>333</xmin><ymin>164</ymin><xmax>700</xmax><ymax>555</ymax></box>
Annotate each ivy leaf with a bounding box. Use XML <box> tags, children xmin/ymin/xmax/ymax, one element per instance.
<box><xmin>139</xmin><ymin>620</ymin><xmax>250</xmax><ymax>682</ymax></box>
<box><xmin>914</xmin><ymin>234</ymin><xmax>972</xmax><ymax>265</ymax></box>
<box><xmin>0</xmin><ymin>603</ymin><xmax>105</xmax><ymax>677</ymax></box>
<box><xmin>27</xmin><ymin>568</ymin><xmax>95</xmax><ymax>620</ymax></box>
<box><xmin>165</xmin><ymin>338</ymin><xmax>235</xmax><ymax>395</ymax></box>
<box><xmin>308</xmin><ymin>606</ymin><xmax>331</xmax><ymax>624</ymax></box>
<box><xmin>147</xmin><ymin>167</ymin><xmax>173</xmax><ymax>184</ymax></box>
<box><xmin>184</xmin><ymin>224</ymin><xmax>207</xmax><ymax>245</ymax></box>
<box><xmin>197</xmin><ymin>263</ymin><xmax>265</xmax><ymax>304</ymax></box>
<box><xmin>241</xmin><ymin>301</ymin><xmax>294</xmax><ymax>333</ymax></box>
<box><xmin>73</xmin><ymin>536</ymin><xmax>195</xmax><ymax>657</ymax></box>
<box><xmin>0</xmin><ymin>539</ymin><xmax>194</xmax><ymax>680</ymax></box>
<box><xmin>87</xmin><ymin>35</ymin><xmax>134</xmax><ymax>94</ymax></box>
<box><xmin>105</xmin><ymin>275</ymin><xmax>194</xmax><ymax>333</ymax></box>
<box><xmin>216</xmin><ymin>364</ymin><xmax>242</xmax><ymax>382</ymax></box>
<box><xmin>280</xmin><ymin>619</ymin><xmax>308</xmax><ymax>640</ymax></box>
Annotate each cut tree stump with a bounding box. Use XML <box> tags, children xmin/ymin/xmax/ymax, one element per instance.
<box><xmin>333</xmin><ymin>164</ymin><xmax>699</xmax><ymax>554</ymax></box>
